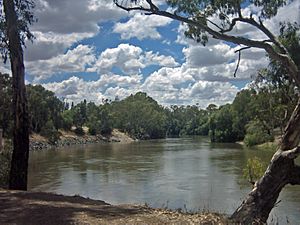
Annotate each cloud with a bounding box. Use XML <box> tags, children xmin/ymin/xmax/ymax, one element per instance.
<box><xmin>183</xmin><ymin>43</ymin><xmax>234</xmax><ymax>67</ymax></box>
<box><xmin>113</xmin><ymin>13</ymin><xmax>172</xmax><ymax>40</ymax></box>
<box><xmin>25</xmin><ymin>31</ymin><xmax>96</xmax><ymax>61</ymax></box>
<box><xmin>140</xmin><ymin>65</ymin><xmax>239</xmax><ymax>107</ymax></box>
<box><xmin>24</xmin><ymin>0</ymin><xmax>126</xmax><ymax>62</ymax></box>
<box><xmin>27</xmin><ymin>45</ymin><xmax>96</xmax><ymax>82</ymax></box>
<box><xmin>42</xmin><ymin>69</ymin><xmax>238</xmax><ymax>108</ymax></box>
<box><xmin>89</xmin><ymin>43</ymin><xmax>178</xmax><ymax>74</ymax></box>
<box><xmin>43</xmin><ymin>74</ymin><xmax>142</xmax><ymax>104</ymax></box>
<box><xmin>33</xmin><ymin>0</ymin><xmax>124</xmax><ymax>34</ymax></box>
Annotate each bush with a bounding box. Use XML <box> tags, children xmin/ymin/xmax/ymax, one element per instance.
<box><xmin>87</xmin><ymin>122</ymin><xmax>100</xmax><ymax>135</ymax></box>
<box><xmin>61</xmin><ymin>110</ymin><xmax>73</xmax><ymax>130</ymax></box>
<box><xmin>243</xmin><ymin>157</ymin><xmax>265</xmax><ymax>184</ymax></box>
<box><xmin>244</xmin><ymin>120</ymin><xmax>274</xmax><ymax>147</ymax></box>
<box><xmin>40</xmin><ymin>120</ymin><xmax>60</xmax><ymax>144</ymax></box>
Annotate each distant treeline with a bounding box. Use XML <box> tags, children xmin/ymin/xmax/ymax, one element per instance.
<box><xmin>0</xmin><ymin>72</ymin><xmax>297</xmax><ymax>146</ymax></box>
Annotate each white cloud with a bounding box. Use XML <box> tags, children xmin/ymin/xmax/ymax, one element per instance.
<box><xmin>33</xmin><ymin>0</ymin><xmax>125</xmax><ymax>34</ymax></box>
<box><xmin>27</xmin><ymin>45</ymin><xmax>96</xmax><ymax>82</ymax></box>
<box><xmin>140</xmin><ymin>65</ymin><xmax>240</xmax><ymax>107</ymax></box>
<box><xmin>113</xmin><ymin>13</ymin><xmax>172</xmax><ymax>40</ymax></box>
<box><xmin>183</xmin><ymin>43</ymin><xmax>234</xmax><ymax>67</ymax></box>
<box><xmin>89</xmin><ymin>43</ymin><xmax>178</xmax><ymax>74</ymax></box>
<box><xmin>25</xmin><ymin>31</ymin><xmax>96</xmax><ymax>61</ymax></box>
<box><xmin>143</xmin><ymin>51</ymin><xmax>179</xmax><ymax>67</ymax></box>
<box><xmin>43</xmin><ymin>74</ymin><xmax>142</xmax><ymax>104</ymax></box>
<box><xmin>25</xmin><ymin>0</ymin><xmax>126</xmax><ymax>62</ymax></box>
<box><xmin>185</xmin><ymin>81</ymin><xmax>238</xmax><ymax>101</ymax></box>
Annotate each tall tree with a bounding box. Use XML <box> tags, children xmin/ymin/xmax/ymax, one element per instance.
<box><xmin>1</xmin><ymin>0</ymin><xmax>35</xmax><ymax>190</ymax></box>
<box><xmin>115</xmin><ymin>1</ymin><xmax>300</xmax><ymax>223</ymax></box>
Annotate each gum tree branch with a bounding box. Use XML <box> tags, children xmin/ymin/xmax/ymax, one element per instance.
<box><xmin>114</xmin><ymin>0</ymin><xmax>300</xmax><ymax>88</ymax></box>
<box><xmin>233</xmin><ymin>46</ymin><xmax>251</xmax><ymax>77</ymax></box>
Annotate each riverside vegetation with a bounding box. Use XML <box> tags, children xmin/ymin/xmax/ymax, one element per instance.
<box><xmin>1</xmin><ymin>0</ymin><xmax>300</xmax><ymax>222</ymax></box>
<box><xmin>0</xmin><ymin>25</ymin><xmax>299</xmax><ymax>188</ymax></box>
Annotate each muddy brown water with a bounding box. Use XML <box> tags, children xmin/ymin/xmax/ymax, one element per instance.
<box><xmin>28</xmin><ymin>137</ymin><xmax>300</xmax><ymax>224</ymax></box>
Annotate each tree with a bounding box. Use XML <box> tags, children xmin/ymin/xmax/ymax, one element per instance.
<box><xmin>110</xmin><ymin>92</ymin><xmax>166</xmax><ymax>139</ymax></box>
<box><xmin>1</xmin><ymin>0</ymin><xmax>35</xmax><ymax>190</ymax></box>
<box><xmin>0</xmin><ymin>73</ymin><xmax>13</xmax><ymax>137</ymax></box>
<box><xmin>209</xmin><ymin>104</ymin><xmax>238</xmax><ymax>142</ymax></box>
<box><xmin>27</xmin><ymin>85</ymin><xmax>64</xmax><ymax>133</ymax></box>
<box><xmin>115</xmin><ymin>1</ymin><xmax>300</xmax><ymax>223</ymax></box>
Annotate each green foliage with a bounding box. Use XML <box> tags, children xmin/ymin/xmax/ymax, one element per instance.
<box><xmin>243</xmin><ymin>157</ymin><xmax>266</xmax><ymax>184</ymax></box>
<box><xmin>166</xmin><ymin>105</ymin><xmax>209</xmax><ymax>137</ymax></box>
<box><xmin>244</xmin><ymin>120</ymin><xmax>274</xmax><ymax>147</ymax></box>
<box><xmin>209</xmin><ymin>104</ymin><xmax>238</xmax><ymax>142</ymax></box>
<box><xmin>72</xmin><ymin>100</ymin><xmax>87</xmax><ymax>128</ymax></box>
<box><xmin>110</xmin><ymin>92</ymin><xmax>166</xmax><ymax>139</ymax></box>
<box><xmin>61</xmin><ymin>110</ymin><xmax>74</xmax><ymax>131</ymax></box>
<box><xmin>231</xmin><ymin>90</ymin><xmax>255</xmax><ymax>140</ymax></box>
<box><xmin>98</xmin><ymin>105</ymin><xmax>113</xmax><ymax>135</ymax></box>
<box><xmin>40</xmin><ymin>120</ymin><xmax>60</xmax><ymax>144</ymax></box>
<box><xmin>0</xmin><ymin>141</ymin><xmax>12</xmax><ymax>188</ymax></box>
<box><xmin>0</xmin><ymin>73</ymin><xmax>13</xmax><ymax>137</ymax></box>
<box><xmin>27</xmin><ymin>85</ymin><xmax>64</xmax><ymax>133</ymax></box>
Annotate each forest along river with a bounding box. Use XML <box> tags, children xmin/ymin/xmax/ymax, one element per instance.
<box><xmin>28</xmin><ymin>137</ymin><xmax>300</xmax><ymax>224</ymax></box>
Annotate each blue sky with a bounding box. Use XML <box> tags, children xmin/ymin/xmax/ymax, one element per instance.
<box><xmin>1</xmin><ymin>0</ymin><xmax>299</xmax><ymax>108</ymax></box>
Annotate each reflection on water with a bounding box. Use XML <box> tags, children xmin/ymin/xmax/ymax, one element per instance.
<box><xmin>28</xmin><ymin>137</ymin><xmax>300</xmax><ymax>224</ymax></box>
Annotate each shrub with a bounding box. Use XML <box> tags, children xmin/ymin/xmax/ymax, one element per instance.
<box><xmin>40</xmin><ymin>120</ymin><xmax>60</xmax><ymax>144</ymax></box>
<box><xmin>243</xmin><ymin>157</ymin><xmax>266</xmax><ymax>184</ymax></box>
<box><xmin>244</xmin><ymin>120</ymin><xmax>274</xmax><ymax>147</ymax></box>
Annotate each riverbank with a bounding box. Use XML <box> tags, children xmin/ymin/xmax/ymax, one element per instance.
<box><xmin>29</xmin><ymin>129</ymin><xmax>135</xmax><ymax>151</ymax></box>
<box><xmin>0</xmin><ymin>189</ymin><xmax>228</xmax><ymax>225</ymax></box>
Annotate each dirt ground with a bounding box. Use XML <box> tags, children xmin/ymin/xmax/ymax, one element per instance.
<box><xmin>0</xmin><ymin>189</ymin><xmax>228</xmax><ymax>225</ymax></box>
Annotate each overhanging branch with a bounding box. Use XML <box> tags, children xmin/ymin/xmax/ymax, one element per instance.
<box><xmin>114</xmin><ymin>0</ymin><xmax>300</xmax><ymax>87</ymax></box>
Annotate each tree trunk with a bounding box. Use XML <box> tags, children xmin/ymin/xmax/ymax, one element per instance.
<box><xmin>231</xmin><ymin>98</ymin><xmax>300</xmax><ymax>224</ymax></box>
<box><xmin>4</xmin><ymin>0</ymin><xmax>30</xmax><ymax>190</ymax></box>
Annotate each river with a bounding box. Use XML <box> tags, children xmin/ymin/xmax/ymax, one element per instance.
<box><xmin>28</xmin><ymin>137</ymin><xmax>300</xmax><ymax>224</ymax></box>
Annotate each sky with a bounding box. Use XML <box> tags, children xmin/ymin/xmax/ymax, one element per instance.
<box><xmin>1</xmin><ymin>0</ymin><xmax>300</xmax><ymax>108</ymax></box>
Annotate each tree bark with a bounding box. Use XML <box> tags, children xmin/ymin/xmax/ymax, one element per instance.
<box><xmin>4</xmin><ymin>0</ymin><xmax>30</xmax><ymax>190</ymax></box>
<box><xmin>231</xmin><ymin>98</ymin><xmax>300</xmax><ymax>224</ymax></box>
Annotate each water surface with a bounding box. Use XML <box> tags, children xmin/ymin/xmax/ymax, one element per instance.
<box><xmin>28</xmin><ymin>137</ymin><xmax>300</xmax><ymax>224</ymax></box>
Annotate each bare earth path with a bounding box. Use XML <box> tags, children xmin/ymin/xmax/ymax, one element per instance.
<box><xmin>0</xmin><ymin>189</ymin><xmax>228</xmax><ymax>225</ymax></box>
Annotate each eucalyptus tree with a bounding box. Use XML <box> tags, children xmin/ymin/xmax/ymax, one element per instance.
<box><xmin>1</xmin><ymin>0</ymin><xmax>35</xmax><ymax>190</ymax></box>
<box><xmin>115</xmin><ymin>0</ymin><xmax>300</xmax><ymax>223</ymax></box>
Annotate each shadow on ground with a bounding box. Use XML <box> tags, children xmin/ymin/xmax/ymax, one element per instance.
<box><xmin>0</xmin><ymin>190</ymin><xmax>148</xmax><ymax>225</ymax></box>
